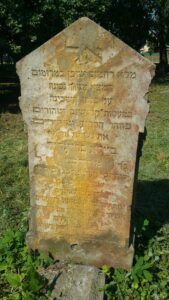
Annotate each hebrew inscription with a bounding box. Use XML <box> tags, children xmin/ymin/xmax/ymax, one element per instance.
<box><xmin>17</xmin><ymin>17</ymin><xmax>155</xmax><ymax>269</ymax></box>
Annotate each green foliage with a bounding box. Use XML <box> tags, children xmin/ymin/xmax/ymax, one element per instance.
<box><xmin>0</xmin><ymin>226</ymin><xmax>53</xmax><ymax>299</ymax></box>
<box><xmin>58</xmin><ymin>0</ymin><xmax>112</xmax><ymax>27</ymax></box>
<box><xmin>102</xmin><ymin>223</ymin><xmax>169</xmax><ymax>300</ymax></box>
<box><xmin>0</xmin><ymin>0</ymin><xmax>168</xmax><ymax>69</ymax></box>
<box><xmin>0</xmin><ymin>0</ymin><xmax>63</xmax><ymax>60</ymax></box>
<box><xmin>0</xmin><ymin>0</ymin><xmax>152</xmax><ymax>59</ymax></box>
<box><xmin>148</xmin><ymin>0</ymin><xmax>169</xmax><ymax>72</ymax></box>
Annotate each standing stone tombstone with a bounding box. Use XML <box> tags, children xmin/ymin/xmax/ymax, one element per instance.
<box><xmin>16</xmin><ymin>17</ymin><xmax>155</xmax><ymax>269</ymax></box>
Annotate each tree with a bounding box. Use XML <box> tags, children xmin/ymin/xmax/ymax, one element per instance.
<box><xmin>148</xmin><ymin>0</ymin><xmax>169</xmax><ymax>73</ymax></box>
<box><xmin>0</xmin><ymin>0</ymin><xmax>63</xmax><ymax>61</ymax></box>
<box><xmin>57</xmin><ymin>0</ymin><xmax>150</xmax><ymax>51</ymax></box>
<box><xmin>0</xmin><ymin>0</ymin><xmax>150</xmax><ymax>61</ymax></box>
<box><xmin>106</xmin><ymin>0</ymin><xmax>151</xmax><ymax>51</ymax></box>
<box><xmin>1</xmin><ymin>0</ymin><xmax>168</xmax><ymax>74</ymax></box>
<box><xmin>59</xmin><ymin>0</ymin><xmax>169</xmax><ymax>73</ymax></box>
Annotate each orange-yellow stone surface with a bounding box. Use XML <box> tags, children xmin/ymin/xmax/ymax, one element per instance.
<box><xmin>16</xmin><ymin>17</ymin><xmax>155</xmax><ymax>269</ymax></box>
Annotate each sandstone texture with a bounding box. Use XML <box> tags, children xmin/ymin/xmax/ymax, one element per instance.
<box><xmin>16</xmin><ymin>17</ymin><xmax>155</xmax><ymax>269</ymax></box>
<box><xmin>39</xmin><ymin>263</ymin><xmax>105</xmax><ymax>300</ymax></box>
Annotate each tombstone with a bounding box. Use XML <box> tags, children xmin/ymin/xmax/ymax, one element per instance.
<box><xmin>16</xmin><ymin>17</ymin><xmax>155</xmax><ymax>270</ymax></box>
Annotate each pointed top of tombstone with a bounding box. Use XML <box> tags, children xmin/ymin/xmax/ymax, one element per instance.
<box><xmin>17</xmin><ymin>17</ymin><xmax>154</xmax><ymax>73</ymax></box>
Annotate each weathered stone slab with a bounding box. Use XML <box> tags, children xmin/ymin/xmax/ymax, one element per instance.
<box><xmin>16</xmin><ymin>17</ymin><xmax>155</xmax><ymax>269</ymax></box>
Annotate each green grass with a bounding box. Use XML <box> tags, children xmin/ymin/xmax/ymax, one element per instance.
<box><xmin>143</xmin><ymin>52</ymin><xmax>169</xmax><ymax>57</ymax></box>
<box><xmin>0</xmin><ymin>76</ymin><xmax>169</xmax><ymax>299</ymax></box>
<box><xmin>143</xmin><ymin>52</ymin><xmax>169</xmax><ymax>63</ymax></box>
<box><xmin>134</xmin><ymin>78</ymin><xmax>169</xmax><ymax>234</ymax></box>
<box><xmin>139</xmin><ymin>82</ymin><xmax>169</xmax><ymax>180</ymax></box>
<box><xmin>0</xmin><ymin>113</ymin><xmax>29</xmax><ymax>235</ymax></box>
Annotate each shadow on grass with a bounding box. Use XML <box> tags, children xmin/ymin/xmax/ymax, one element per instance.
<box><xmin>134</xmin><ymin>179</ymin><xmax>169</xmax><ymax>253</ymax></box>
<box><xmin>0</xmin><ymin>64</ymin><xmax>20</xmax><ymax>113</ymax></box>
<box><xmin>0</xmin><ymin>85</ymin><xmax>20</xmax><ymax>113</ymax></box>
<box><xmin>152</xmin><ymin>65</ymin><xmax>169</xmax><ymax>85</ymax></box>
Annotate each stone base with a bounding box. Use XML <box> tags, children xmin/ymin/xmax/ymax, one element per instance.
<box><xmin>39</xmin><ymin>263</ymin><xmax>105</xmax><ymax>300</ymax></box>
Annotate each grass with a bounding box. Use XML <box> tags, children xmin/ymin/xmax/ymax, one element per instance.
<box><xmin>142</xmin><ymin>51</ymin><xmax>169</xmax><ymax>64</ymax></box>
<box><xmin>139</xmin><ymin>82</ymin><xmax>169</xmax><ymax>180</ymax></box>
<box><xmin>0</xmin><ymin>113</ymin><xmax>29</xmax><ymax>235</ymax></box>
<box><xmin>0</xmin><ymin>74</ymin><xmax>169</xmax><ymax>299</ymax></box>
<box><xmin>134</xmin><ymin>78</ymin><xmax>169</xmax><ymax>238</ymax></box>
<box><xmin>143</xmin><ymin>52</ymin><xmax>169</xmax><ymax>63</ymax></box>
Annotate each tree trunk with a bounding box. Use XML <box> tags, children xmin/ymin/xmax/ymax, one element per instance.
<box><xmin>0</xmin><ymin>54</ymin><xmax>3</xmax><ymax>65</ymax></box>
<box><xmin>159</xmin><ymin>31</ymin><xmax>168</xmax><ymax>75</ymax></box>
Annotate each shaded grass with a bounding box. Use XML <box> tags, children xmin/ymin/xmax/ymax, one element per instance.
<box><xmin>0</xmin><ymin>64</ymin><xmax>20</xmax><ymax>113</ymax></box>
